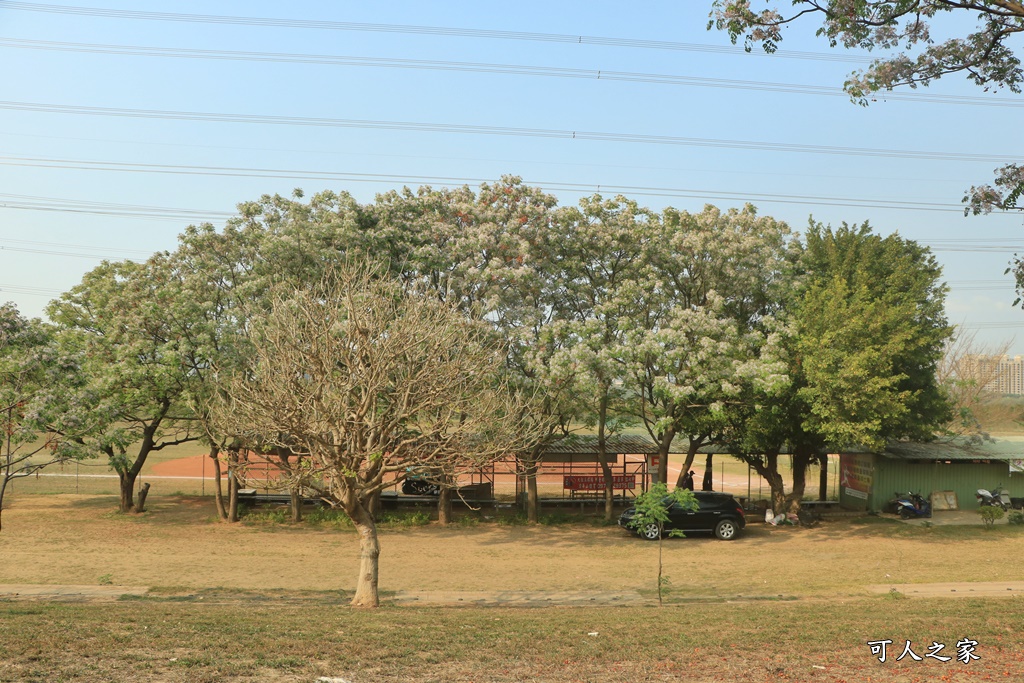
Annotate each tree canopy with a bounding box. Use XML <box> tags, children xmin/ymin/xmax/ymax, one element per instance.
<box><xmin>39</xmin><ymin>176</ymin><xmax>958</xmax><ymax>604</ymax></box>
<box><xmin>46</xmin><ymin>258</ymin><xmax>203</xmax><ymax>513</ymax></box>
<box><xmin>0</xmin><ymin>305</ymin><xmax>84</xmax><ymax>531</ymax></box>
<box><xmin>213</xmin><ymin>265</ymin><xmax>548</xmax><ymax>607</ymax></box>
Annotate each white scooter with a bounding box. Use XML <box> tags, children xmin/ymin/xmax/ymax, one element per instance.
<box><xmin>976</xmin><ymin>486</ymin><xmax>1012</xmax><ymax>510</ymax></box>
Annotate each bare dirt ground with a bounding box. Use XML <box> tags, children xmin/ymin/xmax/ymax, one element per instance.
<box><xmin>2</xmin><ymin>493</ymin><xmax>1023</xmax><ymax>599</ymax></box>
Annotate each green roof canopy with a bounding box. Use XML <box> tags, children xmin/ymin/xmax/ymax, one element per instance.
<box><xmin>870</xmin><ymin>437</ymin><xmax>1024</xmax><ymax>462</ymax></box>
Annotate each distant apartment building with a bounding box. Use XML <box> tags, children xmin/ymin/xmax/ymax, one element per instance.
<box><xmin>963</xmin><ymin>355</ymin><xmax>1024</xmax><ymax>395</ymax></box>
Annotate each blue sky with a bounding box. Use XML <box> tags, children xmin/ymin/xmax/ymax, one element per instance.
<box><xmin>1</xmin><ymin>1</ymin><xmax>1022</xmax><ymax>352</ymax></box>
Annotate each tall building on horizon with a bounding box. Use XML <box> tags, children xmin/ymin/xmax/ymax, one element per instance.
<box><xmin>963</xmin><ymin>355</ymin><xmax>1024</xmax><ymax>395</ymax></box>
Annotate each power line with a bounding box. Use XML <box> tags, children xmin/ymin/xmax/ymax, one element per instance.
<box><xmin>0</xmin><ymin>236</ymin><xmax>153</xmax><ymax>256</ymax></box>
<box><xmin>1</xmin><ymin>37</ymin><xmax>1018</xmax><ymax>109</ymax></box>
<box><xmin>962</xmin><ymin>322</ymin><xmax>1024</xmax><ymax>329</ymax></box>
<box><xmin>0</xmin><ymin>155</ymin><xmax>979</xmax><ymax>213</ymax></box>
<box><xmin>0</xmin><ymin>2</ymin><xmax>870</xmax><ymax>64</ymax></box>
<box><xmin>927</xmin><ymin>246</ymin><xmax>1024</xmax><ymax>253</ymax></box>
<box><xmin>0</xmin><ymin>244</ymin><xmax>120</xmax><ymax>260</ymax></box>
<box><xmin>0</xmin><ymin>282</ymin><xmax>63</xmax><ymax>297</ymax></box>
<box><xmin>947</xmin><ymin>279</ymin><xmax>1018</xmax><ymax>285</ymax></box>
<box><xmin>0</xmin><ymin>128</ymin><xmax>980</xmax><ymax>185</ymax></box>
<box><xmin>0</xmin><ymin>101</ymin><xmax>1018</xmax><ymax>164</ymax></box>
<box><xmin>0</xmin><ymin>191</ymin><xmax>232</xmax><ymax>221</ymax></box>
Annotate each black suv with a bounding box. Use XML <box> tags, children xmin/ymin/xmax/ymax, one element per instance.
<box><xmin>618</xmin><ymin>491</ymin><xmax>746</xmax><ymax>540</ymax></box>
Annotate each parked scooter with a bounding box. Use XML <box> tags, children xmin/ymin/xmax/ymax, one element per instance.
<box><xmin>976</xmin><ymin>486</ymin><xmax>1012</xmax><ymax>510</ymax></box>
<box><xmin>893</xmin><ymin>491</ymin><xmax>932</xmax><ymax>519</ymax></box>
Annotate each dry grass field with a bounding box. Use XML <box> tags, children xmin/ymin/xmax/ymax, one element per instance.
<box><xmin>1</xmin><ymin>493</ymin><xmax>1023</xmax><ymax>682</ymax></box>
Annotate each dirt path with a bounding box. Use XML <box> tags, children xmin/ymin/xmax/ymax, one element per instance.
<box><xmin>5</xmin><ymin>580</ymin><xmax>1024</xmax><ymax>606</ymax></box>
<box><xmin>867</xmin><ymin>581</ymin><xmax>1024</xmax><ymax>598</ymax></box>
<box><xmin>0</xmin><ymin>584</ymin><xmax>149</xmax><ymax>601</ymax></box>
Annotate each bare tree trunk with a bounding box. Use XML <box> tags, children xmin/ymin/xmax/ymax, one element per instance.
<box><xmin>519</xmin><ymin>445</ymin><xmax>544</xmax><ymax>524</ymax></box>
<box><xmin>656</xmin><ymin>426</ymin><xmax>675</xmax><ymax>485</ymax></box>
<box><xmin>437</xmin><ymin>483</ymin><xmax>453</xmax><ymax>525</ymax></box>
<box><xmin>0</xmin><ymin>478</ymin><xmax>8</xmax><ymax>532</ymax></box>
<box><xmin>135</xmin><ymin>482</ymin><xmax>151</xmax><ymax>513</ymax></box>
<box><xmin>818</xmin><ymin>454</ymin><xmax>829</xmax><ymax>501</ymax></box>
<box><xmin>227</xmin><ymin>462</ymin><xmax>240</xmax><ymax>523</ymax></box>
<box><xmin>526</xmin><ymin>463</ymin><xmax>540</xmax><ymax>524</ymax></box>
<box><xmin>211</xmin><ymin>447</ymin><xmax>227</xmax><ymax>521</ymax></box>
<box><xmin>290</xmin><ymin>485</ymin><xmax>302</xmax><ymax>523</ymax></box>
<box><xmin>785</xmin><ymin>448</ymin><xmax>814</xmax><ymax>512</ymax></box>
<box><xmin>597</xmin><ymin>394</ymin><xmax>615</xmax><ymax>522</ymax></box>
<box><xmin>748</xmin><ymin>452</ymin><xmax>787</xmax><ymax>515</ymax></box>
<box><xmin>350</xmin><ymin>504</ymin><xmax>380</xmax><ymax>608</ymax></box>
<box><xmin>118</xmin><ymin>471</ymin><xmax>137</xmax><ymax>513</ymax></box>
<box><xmin>675</xmin><ymin>438</ymin><xmax>704</xmax><ymax>489</ymax></box>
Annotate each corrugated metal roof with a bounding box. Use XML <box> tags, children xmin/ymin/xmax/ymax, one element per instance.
<box><xmin>543</xmin><ymin>434</ymin><xmax>663</xmax><ymax>455</ymax></box>
<box><xmin>879</xmin><ymin>437</ymin><xmax>1024</xmax><ymax>462</ymax></box>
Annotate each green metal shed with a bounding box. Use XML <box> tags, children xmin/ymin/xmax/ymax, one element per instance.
<box><xmin>838</xmin><ymin>438</ymin><xmax>1024</xmax><ymax>512</ymax></box>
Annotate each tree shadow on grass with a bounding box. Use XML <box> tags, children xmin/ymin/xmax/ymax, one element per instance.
<box><xmin>55</xmin><ymin>494</ymin><xmax>1024</xmax><ymax>548</ymax></box>
<box><xmin>62</xmin><ymin>494</ymin><xmax>222</xmax><ymax>526</ymax></box>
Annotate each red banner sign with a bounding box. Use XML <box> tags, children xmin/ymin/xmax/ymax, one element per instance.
<box><xmin>563</xmin><ymin>474</ymin><xmax>636</xmax><ymax>491</ymax></box>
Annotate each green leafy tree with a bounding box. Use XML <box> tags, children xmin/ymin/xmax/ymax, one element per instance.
<box><xmin>625</xmin><ymin>483</ymin><xmax>698</xmax><ymax>606</ymax></box>
<box><xmin>621</xmin><ymin>204</ymin><xmax>792</xmax><ymax>486</ymax></box>
<box><xmin>796</xmin><ymin>222</ymin><xmax>953</xmax><ymax>448</ymax></box>
<box><xmin>723</xmin><ymin>222</ymin><xmax>952</xmax><ymax>513</ymax></box>
<box><xmin>547</xmin><ymin>195</ymin><xmax>656</xmax><ymax>521</ymax></box>
<box><xmin>47</xmin><ymin>258</ymin><xmax>201</xmax><ymax>513</ymax></box>
<box><xmin>709</xmin><ymin>1</ymin><xmax>1024</xmax><ymax>213</ymax></box>
<box><xmin>0</xmin><ymin>305</ymin><xmax>86</xmax><ymax>531</ymax></box>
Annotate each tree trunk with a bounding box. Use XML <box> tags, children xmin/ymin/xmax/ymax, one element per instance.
<box><xmin>290</xmin><ymin>485</ymin><xmax>303</xmax><ymax>523</ymax></box>
<box><xmin>227</xmin><ymin>467</ymin><xmax>239</xmax><ymax>523</ymax></box>
<box><xmin>526</xmin><ymin>465</ymin><xmax>539</xmax><ymax>524</ymax></box>
<box><xmin>110</xmin><ymin>415</ymin><xmax>163</xmax><ymax>514</ymax></box>
<box><xmin>818</xmin><ymin>454</ymin><xmax>829</xmax><ymax>501</ymax></box>
<box><xmin>785</xmin><ymin>448</ymin><xmax>814</xmax><ymax>511</ymax></box>
<box><xmin>656</xmin><ymin>426</ymin><xmax>675</xmax><ymax>486</ymax></box>
<box><xmin>597</xmin><ymin>393</ymin><xmax>615</xmax><ymax>522</ymax></box>
<box><xmin>675</xmin><ymin>438</ymin><xmax>703</xmax><ymax>489</ymax></box>
<box><xmin>211</xmin><ymin>447</ymin><xmax>227</xmax><ymax>521</ymax></box>
<box><xmin>350</xmin><ymin>504</ymin><xmax>380</xmax><ymax>608</ymax></box>
<box><xmin>136</xmin><ymin>482</ymin><xmax>151</xmax><ymax>513</ymax></box>
<box><xmin>702</xmin><ymin>453</ymin><xmax>714</xmax><ymax>491</ymax></box>
<box><xmin>118</xmin><ymin>470</ymin><xmax>138</xmax><ymax>513</ymax></box>
<box><xmin>520</xmin><ymin>446</ymin><xmax>543</xmax><ymax>524</ymax></box>
<box><xmin>0</xmin><ymin>477</ymin><xmax>9</xmax><ymax>532</ymax></box>
<box><xmin>437</xmin><ymin>484</ymin><xmax>453</xmax><ymax>525</ymax></box>
<box><xmin>749</xmin><ymin>452</ymin><xmax>787</xmax><ymax>515</ymax></box>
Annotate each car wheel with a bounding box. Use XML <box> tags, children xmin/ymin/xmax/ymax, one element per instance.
<box><xmin>638</xmin><ymin>523</ymin><xmax>661</xmax><ymax>540</ymax></box>
<box><xmin>714</xmin><ymin>519</ymin><xmax>738</xmax><ymax>540</ymax></box>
